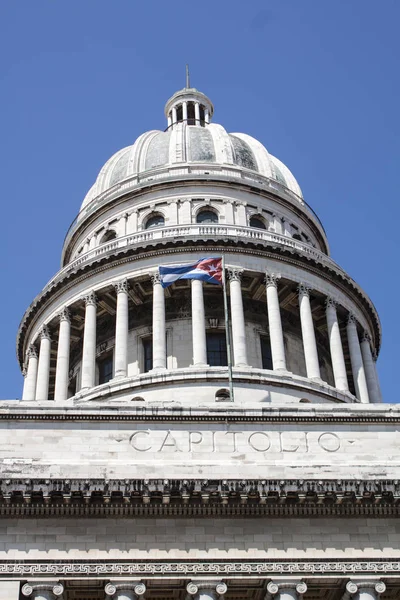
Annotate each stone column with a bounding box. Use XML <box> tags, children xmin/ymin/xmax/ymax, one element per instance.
<box><xmin>205</xmin><ymin>108</ymin><xmax>210</xmax><ymax>124</ymax></box>
<box><xmin>114</xmin><ymin>279</ymin><xmax>129</xmax><ymax>378</ymax></box>
<box><xmin>21</xmin><ymin>581</ymin><xmax>64</xmax><ymax>600</ymax></box>
<box><xmin>105</xmin><ymin>581</ymin><xmax>146</xmax><ymax>600</ymax></box>
<box><xmin>186</xmin><ymin>581</ymin><xmax>228</xmax><ymax>600</ymax></box>
<box><xmin>347</xmin><ymin>314</ymin><xmax>370</xmax><ymax>403</ymax></box>
<box><xmin>183</xmin><ymin>101</ymin><xmax>188</xmax><ymax>121</ymax></box>
<box><xmin>195</xmin><ymin>102</ymin><xmax>200</xmax><ymax>124</ymax></box>
<box><xmin>54</xmin><ymin>307</ymin><xmax>71</xmax><ymax>402</ymax></box>
<box><xmin>228</xmin><ymin>268</ymin><xmax>248</xmax><ymax>366</ymax></box>
<box><xmin>167</xmin><ymin>114</ymin><xmax>172</xmax><ymax>128</ymax></box>
<box><xmin>35</xmin><ymin>325</ymin><xmax>51</xmax><ymax>401</ymax></box>
<box><xmin>23</xmin><ymin>345</ymin><xmax>39</xmax><ymax>400</ymax></box>
<box><xmin>266</xmin><ymin>580</ymin><xmax>307</xmax><ymax>600</ymax></box>
<box><xmin>81</xmin><ymin>291</ymin><xmax>97</xmax><ymax>389</ymax></box>
<box><xmin>191</xmin><ymin>279</ymin><xmax>208</xmax><ymax>366</ymax></box>
<box><xmin>151</xmin><ymin>273</ymin><xmax>166</xmax><ymax>370</ymax></box>
<box><xmin>298</xmin><ymin>284</ymin><xmax>320</xmax><ymax>379</ymax></box>
<box><xmin>361</xmin><ymin>333</ymin><xmax>381</xmax><ymax>403</ymax></box>
<box><xmin>0</xmin><ymin>581</ymin><xmax>20</xmax><ymax>599</ymax></box>
<box><xmin>172</xmin><ymin>106</ymin><xmax>177</xmax><ymax>125</ymax></box>
<box><xmin>372</xmin><ymin>349</ymin><xmax>383</xmax><ymax>402</ymax></box>
<box><xmin>326</xmin><ymin>297</ymin><xmax>349</xmax><ymax>391</ymax></box>
<box><xmin>265</xmin><ymin>273</ymin><xmax>287</xmax><ymax>370</ymax></box>
<box><xmin>343</xmin><ymin>580</ymin><xmax>386</xmax><ymax>600</ymax></box>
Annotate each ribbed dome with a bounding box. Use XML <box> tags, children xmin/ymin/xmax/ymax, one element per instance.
<box><xmin>81</xmin><ymin>122</ymin><xmax>303</xmax><ymax>210</ymax></box>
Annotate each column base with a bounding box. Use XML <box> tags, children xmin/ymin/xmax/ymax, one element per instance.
<box><xmin>191</xmin><ymin>363</ymin><xmax>209</xmax><ymax>368</ymax></box>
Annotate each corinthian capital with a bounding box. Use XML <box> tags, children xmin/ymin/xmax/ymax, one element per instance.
<box><xmin>361</xmin><ymin>331</ymin><xmax>372</xmax><ymax>344</ymax></box>
<box><xmin>114</xmin><ymin>278</ymin><xmax>129</xmax><ymax>294</ymax></box>
<box><xmin>83</xmin><ymin>290</ymin><xmax>97</xmax><ymax>306</ymax></box>
<box><xmin>151</xmin><ymin>272</ymin><xmax>161</xmax><ymax>285</ymax></box>
<box><xmin>58</xmin><ymin>306</ymin><xmax>71</xmax><ymax>323</ymax></box>
<box><xmin>27</xmin><ymin>344</ymin><xmax>38</xmax><ymax>359</ymax></box>
<box><xmin>22</xmin><ymin>581</ymin><xmax>64</xmax><ymax>597</ymax></box>
<box><xmin>325</xmin><ymin>296</ymin><xmax>337</xmax><ymax>310</ymax></box>
<box><xmin>39</xmin><ymin>324</ymin><xmax>51</xmax><ymax>340</ymax></box>
<box><xmin>264</xmin><ymin>272</ymin><xmax>281</xmax><ymax>288</ymax></box>
<box><xmin>227</xmin><ymin>267</ymin><xmax>243</xmax><ymax>282</ymax></box>
<box><xmin>298</xmin><ymin>283</ymin><xmax>311</xmax><ymax>297</ymax></box>
<box><xmin>347</xmin><ymin>312</ymin><xmax>357</xmax><ymax>326</ymax></box>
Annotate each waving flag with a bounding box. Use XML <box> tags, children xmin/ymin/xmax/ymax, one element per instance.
<box><xmin>159</xmin><ymin>257</ymin><xmax>223</xmax><ymax>288</ymax></box>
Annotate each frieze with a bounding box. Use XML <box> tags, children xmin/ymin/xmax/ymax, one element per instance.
<box><xmin>1</xmin><ymin>560</ymin><xmax>400</xmax><ymax>578</ymax></box>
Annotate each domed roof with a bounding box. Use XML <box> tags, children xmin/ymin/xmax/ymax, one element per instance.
<box><xmin>81</xmin><ymin>86</ymin><xmax>303</xmax><ymax>211</ymax></box>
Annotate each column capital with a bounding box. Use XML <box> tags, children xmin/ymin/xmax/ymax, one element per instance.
<box><xmin>362</xmin><ymin>331</ymin><xmax>372</xmax><ymax>344</ymax></box>
<box><xmin>227</xmin><ymin>267</ymin><xmax>244</xmax><ymax>282</ymax></box>
<box><xmin>27</xmin><ymin>344</ymin><xmax>38</xmax><ymax>359</ymax></box>
<box><xmin>39</xmin><ymin>324</ymin><xmax>51</xmax><ymax>340</ymax></box>
<box><xmin>114</xmin><ymin>278</ymin><xmax>129</xmax><ymax>294</ymax></box>
<box><xmin>347</xmin><ymin>312</ymin><xmax>357</xmax><ymax>326</ymax></box>
<box><xmin>266</xmin><ymin>580</ymin><xmax>307</xmax><ymax>597</ymax></box>
<box><xmin>344</xmin><ymin>580</ymin><xmax>386</xmax><ymax>599</ymax></box>
<box><xmin>372</xmin><ymin>348</ymin><xmax>378</xmax><ymax>362</ymax></box>
<box><xmin>22</xmin><ymin>365</ymin><xmax>28</xmax><ymax>377</ymax></box>
<box><xmin>22</xmin><ymin>581</ymin><xmax>64</xmax><ymax>597</ymax></box>
<box><xmin>297</xmin><ymin>283</ymin><xmax>311</xmax><ymax>297</ymax></box>
<box><xmin>58</xmin><ymin>306</ymin><xmax>71</xmax><ymax>323</ymax></box>
<box><xmin>151</xmin><ymin>272</ymin><xmax>161</xmax><ymax>285</ymax></box>
<box><xmin>265</xmin><ymin>272</ymin><xmax>281</xmax><ymax>288</ymax></box>
<box><xmin>186</xmin><ymin>581</ymin><xmax>227</xmax><ymax>596</ymax></box>
<box><xmin>326</xmin><ymin>296</ymin><xmax>338</xmax><ymax>309</ymax></box>
<box><xmin>105</xmin><ymin>581</ymin><xmax>146</xmax><ymax>597</ymax></box>
<box><xmin>83</xmin><ymin>290</ymin><xmax>97</xmax><ymax>306</ymax></box>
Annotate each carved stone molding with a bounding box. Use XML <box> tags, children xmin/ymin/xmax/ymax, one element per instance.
<box><xmin>265</xmin><ymin>272</ymin><xmax>281</xmax><ymax>288</ymax></box>
<box><xmin>362</xmin><ymin>331</ymin><xmax>372</xmax><ymax>344</ymax></box>
<box><xmin>114</xmin><ymin>279</ymin><xmax>129</xmax><ymax>294</ymax></box>
<box><xmin>347</xmin><ymin>313</ymin><xmax>357</xmax><ymax>326</ymax></box>
<box><xmin>21</xmin><ymin>581</ymin><xmax>64</xmax><ymax>597</ymax></box>
<box><xmin>227</xmin><ymin>267</ymin><xmax>243</xmax><ymax>283</ymax></box>
<box><xmin>58</xmin><ymin>306</ymin><xmax>71</xmax><ymax>323</ymax></box>
<box><xmin>83</xmin><ymin>290</ymin><xmax>97</xmax><ymax>306</ymax></box>
<box><xmin>105</xmin><ymin>580</ymin><xmax>146</xmax><ymax>598</ymax></box>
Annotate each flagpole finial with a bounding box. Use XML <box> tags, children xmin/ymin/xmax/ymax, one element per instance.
<box><xmin>186</xmin><ymin>64</ymin><xmax>190</xmax><ymax>89</ymax></box>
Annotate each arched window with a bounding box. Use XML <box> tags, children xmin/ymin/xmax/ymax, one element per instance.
<box><xmin>145</xmin><ymin>214</ymin><xmax>165</xmax><ymax>229</ymax></box>
<box><xmin>196</xmin><ymin>209</ymin><xmax>218</xmax><ymax>224</ymax></box>
<box><xmin>250</xmin><ymin>216</ymin><xmax>267</xmax><ymax>230</ymax></box>
<box><xmin>100</xmin><ymin>230</ymin><xmax>117</xmax><ymax>244</ymax></box>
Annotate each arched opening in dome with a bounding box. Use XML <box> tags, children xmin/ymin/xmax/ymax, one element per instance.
<box><xmin>250</xmin><ymin>216</ymin><xmax>267</xmax><ymax>230</ymax></box>
<box><xmin>196</xmin><ymin>209</ymin><xmax>218</xmax><ymax>224</ymax></box>
<box><xmin>187</xmin><ymin>102</ymin><xmax>196</xmax><ymax>125</ymax></box>
<box><xmin>100</xmin><ymin>230</ymin><xmax>117</xmax><ymax>244</ymax></box>
<box><xmin>292</xmin><ymin>233</ymin><xmax>302</xmax><ymax>241</ymax></box>
<box><xmin>145</xmin><ymin>214</ymin><xmax>165</xmax><ymax>230</ymax></box>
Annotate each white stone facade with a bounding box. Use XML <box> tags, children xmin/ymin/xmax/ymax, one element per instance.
<box><xmin>0</xmin><ymin>84</ymin><xmax>395</xmax><ymax>599</ymax></box>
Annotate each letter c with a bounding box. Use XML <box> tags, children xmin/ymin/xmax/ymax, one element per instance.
<box><xmin>129</xmin><ymin>431</ymin><xmax>152</xmax><ymax>452</ymax></box>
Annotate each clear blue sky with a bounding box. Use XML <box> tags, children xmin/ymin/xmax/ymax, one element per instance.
<box><xmin>0</xmin><ymin>0</ymin><xmax>398</xmax><ymax>400</ymax></box>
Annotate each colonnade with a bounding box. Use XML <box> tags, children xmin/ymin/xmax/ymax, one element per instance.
<box><xmin>167</xmin><ymin>101</ymin><xmax>210</xmax><ymax>128</ymax></box>
<box><xmin>22</xmin><ymin>270</ymin><xmax>381</xmax><ymax>403</ymax></box>
<box><xmin>18</xmin><ymin>578</ymin><xmax>387</xmax><ymax>600</ymax></box>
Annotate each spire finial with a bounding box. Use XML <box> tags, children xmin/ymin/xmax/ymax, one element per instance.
<box><xmin>186</xmin><ymin>64</ymin><xmax>190</xmax><ymax>89</ymax></box>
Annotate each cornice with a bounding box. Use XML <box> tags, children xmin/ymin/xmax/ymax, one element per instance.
<box><xmin>0</xmin><ymin>403</ymin><xmax>398</xmax><ymax>423</ymax></box>
<box><xmin>16</xmin><ymin>239</ymin><xmax>381</xmax><ymax>368</ymax></box>
<box><xmin>0</xmin><ymin>478</ymin><xmax>399</xmax><ymax>518</ymax></box>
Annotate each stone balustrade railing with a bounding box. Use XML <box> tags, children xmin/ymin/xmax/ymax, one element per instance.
<box><xmin>45</xmin><ymin>225</ymin><xmax>342</xmax><ymax>297</ymax></box>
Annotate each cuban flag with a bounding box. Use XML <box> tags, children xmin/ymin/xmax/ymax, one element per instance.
<box><xmin>159</xmin><ymin>257</ymin><xmax>223</xmax><ymax>288</ymax></box>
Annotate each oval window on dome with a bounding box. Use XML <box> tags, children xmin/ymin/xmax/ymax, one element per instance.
<box><xmin>145</xmin><ymin>214</ymin><xmax>165</xmax><ymax>230</ymax></box>
<box><xmin>249</xmin><ymin>216</ymin><xmax>267</xmax><ymax>230</ymax></box>
<box><xmin>196</xmin><ymin>209</ymin><xmax>218</xmax><ymax>224</ymax></box>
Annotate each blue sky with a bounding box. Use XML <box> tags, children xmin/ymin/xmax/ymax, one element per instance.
<box><xmin>0</xmin><ymin>0</ymin><xmax>398</xmax><ymax>400</ymax></box>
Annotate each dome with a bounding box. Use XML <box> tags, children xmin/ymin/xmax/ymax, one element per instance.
<box><xmin>81</xmin><ymin>123</ymin><xmax>303</xmax><ymax>211</ymax></box>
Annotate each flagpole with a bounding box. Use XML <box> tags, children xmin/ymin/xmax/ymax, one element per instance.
<box><xmin>222</xmin><ymin>255</ymin><xmax>234</xmax><ymax>402</ymax></box>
